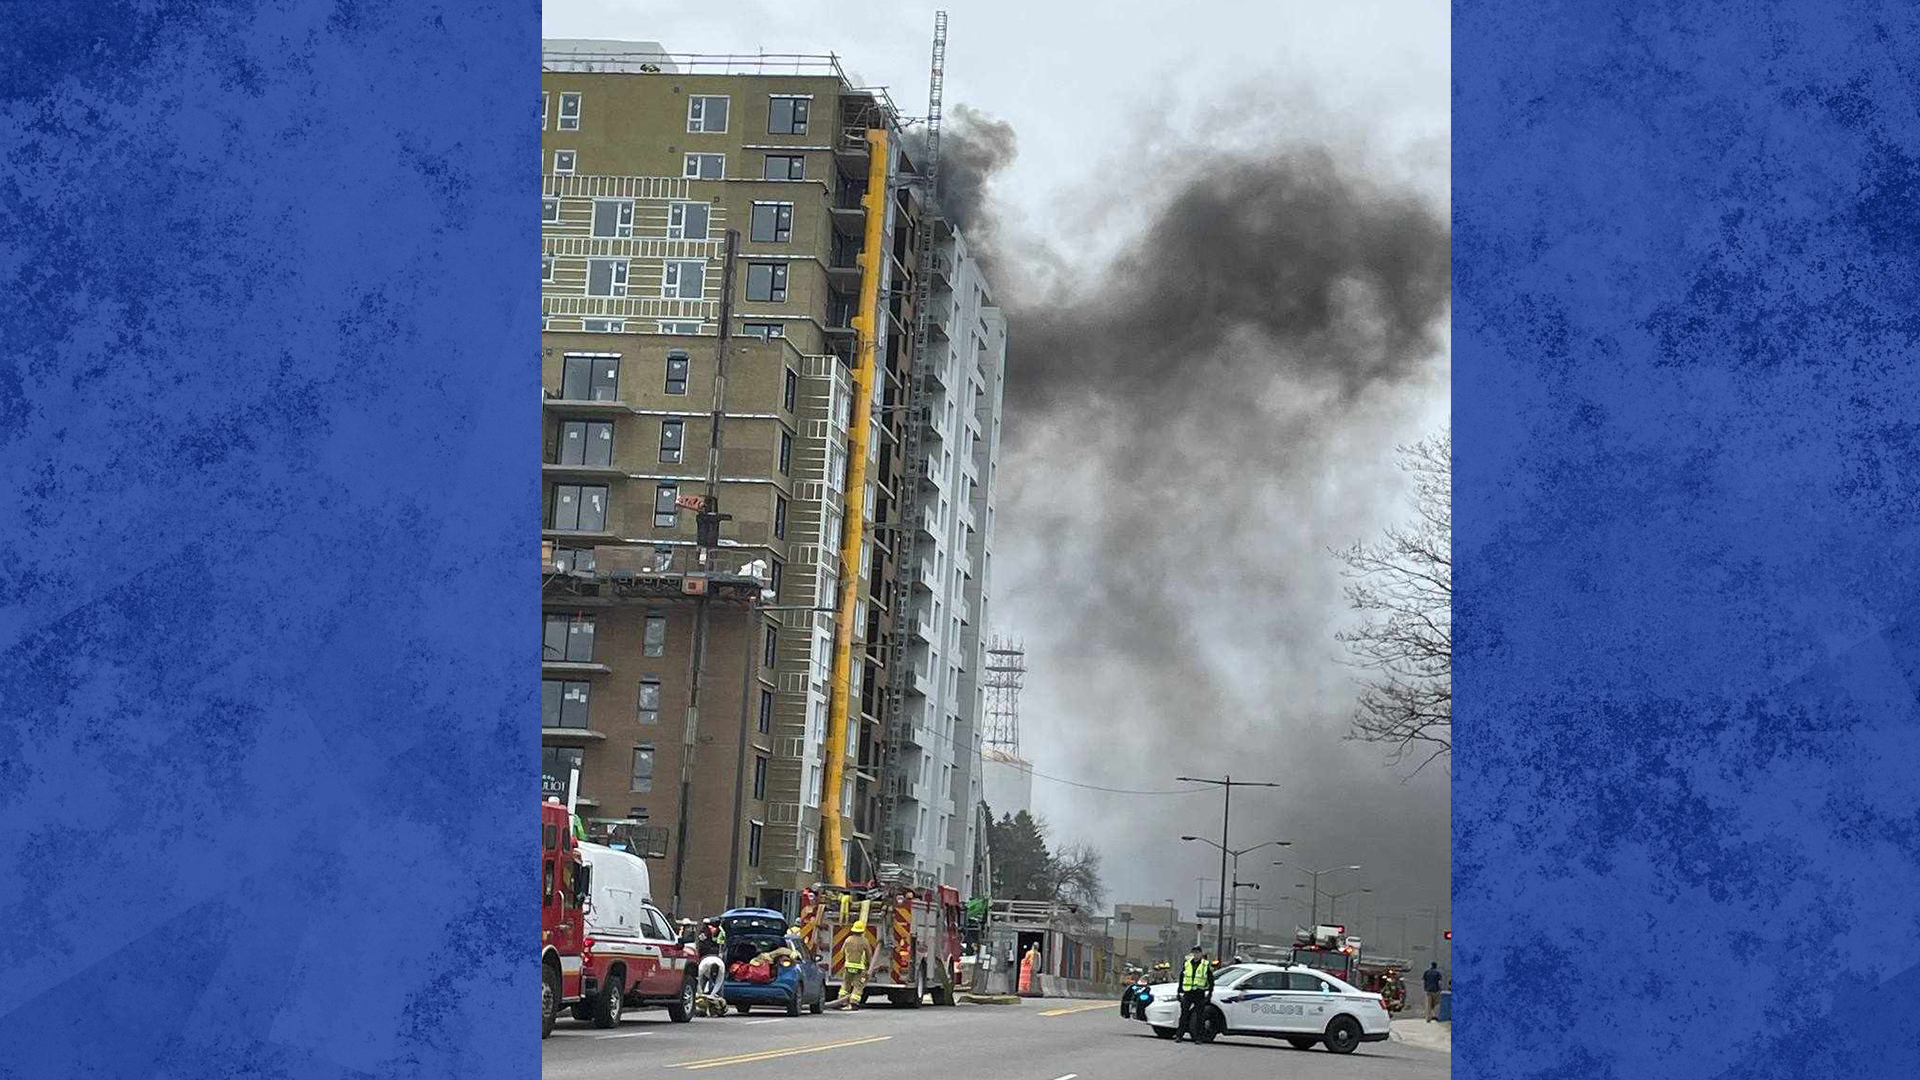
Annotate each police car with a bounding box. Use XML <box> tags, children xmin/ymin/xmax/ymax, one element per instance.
<box><xmin>1138</xmin><ymin>963</ymin><xmax>1391</xmax><ymax>1053</ymax></box>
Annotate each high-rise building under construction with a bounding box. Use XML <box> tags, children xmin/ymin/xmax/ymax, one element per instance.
<box><xmin>538</xmin><ymin>40</ymin><xmax>1006</xmax><ymax>913</ymax></box>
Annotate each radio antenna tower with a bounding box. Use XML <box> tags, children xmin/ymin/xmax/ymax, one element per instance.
<box><xmin>982</xmin><ymin>635</ymin><xmax>1028</xmax><ymax>757</ymax></box>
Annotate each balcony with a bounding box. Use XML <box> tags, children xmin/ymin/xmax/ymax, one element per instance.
<box><xmin>892</xmin><ymin>775</ymin><xmax>921</xmax><ymax>803</ymax></box>
<box><xmin>912</xmin><ymin>553</ymin><xmax>935</xmax><ymax>592</ymax></box>
<box><xmin>542</xmin><ymin>461</ymin><xmax>625</xmax><ymax>483</ymax></box>
<box><xmin>543</xmin><ymin>390</ymin><xmax>628</xmax><ymax>418</ymax></box>
<box><xmin>541</xmin><ymin>660</ymin><xmax>613</xmax><ymax>677</ymax></box>
<box><xmin>910</xmin><ymin>605</ymin><xmax>935</xmax><ymax>643</ymax></box>
<box><xmin>930</xmin><ymin>252</ymin><xmax>954</xmax><ymax>293</ymax></box>
<box><xmin>916</xmin><ymin>503</ymin><xmax>937</xmax><ymax>539</ymax></box>
<box><xmin>542</xmin><ymin>725</ymin><xmax>608</xmax><ymax>743</ymax></box>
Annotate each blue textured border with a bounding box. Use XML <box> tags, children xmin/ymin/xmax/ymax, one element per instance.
<box><xmin>1457</xmin><ymin>1</ymin><xmax>1920</xmax><ymax>1076</ymax></box>
<box><xmin>0</xmin><ymin>3</ymin><xmax>537</xmax><ymax>1076</ymax></box>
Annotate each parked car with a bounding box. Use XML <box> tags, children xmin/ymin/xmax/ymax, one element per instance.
<box><xmin>1139</xmin><ymin>963</ymin><xmax>1391</xmax><ymax>1053</ymax></box>
<box><xmin>719</xmin><ymin>908</ymin><xmax>828</xmax><ymax>1017</ymax></box>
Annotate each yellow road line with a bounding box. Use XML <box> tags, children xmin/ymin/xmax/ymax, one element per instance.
<box><xmin>1038</xmin><ymin>1000</ymin><xmax>1117</xmax><ymax>1017</ymax></box>
<box><xmin>667</xmin><ymin>1035</ymin><xmax>893</xmax><ymax>1071</ymax></box>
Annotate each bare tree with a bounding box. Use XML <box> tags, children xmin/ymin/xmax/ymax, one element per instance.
<box><xmin>1051</xmin><ymin>841</ymin><xmax>1107</xmax><ymax>911</ymax></box>
<box><xmin>1334</xmin><ymin>431</ymin><xmax>1451</xmax><ymax>774</ymax></box>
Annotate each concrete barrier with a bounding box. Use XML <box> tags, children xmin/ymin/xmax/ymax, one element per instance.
<box><xmin>1035</xmin><ymin>974</ymin><xmax>1120</xmax><ymax>1000</ymax></box>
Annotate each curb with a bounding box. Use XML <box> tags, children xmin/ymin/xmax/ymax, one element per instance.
<box><xmin>962</xmin><ymin>993</ymin><xmax>1022</xmax><ymax>1005</ymax></box>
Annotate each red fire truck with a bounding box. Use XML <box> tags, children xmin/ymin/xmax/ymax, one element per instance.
<box><xmin>794</xmin><ymin>875</ymin><xmax>965</xmax><ymax>1007</ymax></box>
<box><xmin>542</xmin><ymin>800</ymin><xmax>590</xmax><ymax>1038</ymax></box>
<box><xmin>1289</xmin><ymin>924</ymin><xmax>1406</xmax><ymax>1009</ymax></box>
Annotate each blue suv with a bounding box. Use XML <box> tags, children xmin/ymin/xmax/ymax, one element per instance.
<box><xmin>719</xmin><ymin>908</ymin><xmax>827</xmax><ymax>1016</ymax></box>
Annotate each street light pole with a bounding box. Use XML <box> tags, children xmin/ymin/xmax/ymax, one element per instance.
<box><xmin>1178</xmin><ymin>828</ymin><xmax>1289</xmax><ymax>959</ymax></box>
<box><xmin>1274</xmin><ymin>860</ymin><xmax>1362</xmax><ymax>928</ymax></box>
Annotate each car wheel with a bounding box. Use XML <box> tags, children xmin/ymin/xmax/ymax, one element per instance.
<box><xmin>590</xmin><ymin>975</ymin><xmax>624</xmax><ymax>1029</ymax></box>
<box><xmin>1193</xmin><ymin>1007</ymin><xmax>1224</xmax><ymax>1044</ymax></box>
<box><xmin>1286</xmin><ymin>1036</ymin><xmax>1317</xmax><ymax>1050</ymax></box>
<box><xmin>786</xmin><ymin>987</ymin><xmax>802</xmax><ymax>1017</ymax></box>
<box><xmin>667</xmin><ymin>976</ymin><xmax>695</xmax><ymax>1023</ymax></box>
<box><xmin>808</xmin><ymin>985</ymin><xmax>825</xmax><ymax>1015</ymax></box>
<box><xmin>1324</xmin><ymin>1016</ymin><xmax>1361</xmax><ymax>1054</ymax></box>
<box><xmin>542</xmin><ymin>967</ymin><xmax>559</xmax><ymax>1040</ymax></box>
<box><xmin>734</xmin><ymin>1003</ymin><xmax>752</xmax><ymax>1015</ymax></box>
<box><xmin>1152</xmin><ymin>1025</ymin><xmax>1178</xmax><ymax>1040</ymax></box>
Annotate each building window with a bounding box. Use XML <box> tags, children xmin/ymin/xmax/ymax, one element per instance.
<box><xmin>659</xmin><ymin>419</ymin><xmax>684</xmax><ymax>463</ymax></box>
<box><xmin>542</xmin><ymin>252</ymin><xmax>554</xmax><ymax>283</ymax></box>
<box><xmin>658</xmin><ymin>322</ymin><xmax>698</xmax><ymax>335</ymax></box>
<box><xmin>667</xmin><ymin>202</ymin><xmax>709</xmax><ymax>240</ymax></box>
<box><xmin>763</xmin><ymin>624</ymin><xmax>777</xmax><ymax>667</ymax></box>
<box><xmin>753</xmin><ymin>755</ymin><xmax>768</xmax><ymax>799</ymax></box>
<box><xmin>591</xmin><ymin>199</ymin><xmax>634</xmax><ymax>238</ymax></box>
<box><xmin>558</xmin><ymin>92</ymin><xmax>581</xmax><ymax>131</ymax></box>
<box><xmin>768</xmin><ymin>95</ymin><xmax>809</xmax><ymax>134</ymax></box>
<box><xmin>644</xmin><ymin>612</ymin><xmax>667</xmax><ymax>658</ymax></box>
<box><xmin>740</xmin><ymin>322</ymin><xmax>785</xmax><ymax>339</ymax></box>
<box><xmin>543</xmin><ymin>613</ymin><xmax>596</xmax><ymax>663</ymax></box>
<box><xmin>553</xmin><ymin>546</ymin><xmax>595</xmax><ymax>575</ymax></box>
<box><xmin>541</xmin><ymin>91</ymin><xmax>549</xmax><ymax>130</ymax></box>
<box><xmin>784</xmin><ymin>368</ymin><xmax>797</xmax><ymax>411</ymax></box>
<box><xmin>582</xmin><ymin>319</ymin><xmax>624</xmax><ymax>333</ymax></box>
<box><xmin>553</xmin><ymin>150</ymin><xmax>576</xmax><ymax>175</ymax></box>
<box><xmin>745</xmin><ymin>262</ymin><xmax>788</xmax><ymax>302</ymax></box>
<box><xmin>555</xmin><ymin>420</ymin><xmax>613</xmax><ymax>466</ymax></box>
<box><xmin>549</xmin><ymin>484</ymin><xmax>608</xmax><ymax>532</ymax></box>
<box><xmin>662</xmin><ymin>259</ymin><xmax>705</xmax><ymax>299</ymax></box>
<box><xmin>541</xmin><ymin>745</ymin><xmax>582</xmax><ymax>800</ymax></box>
<box><xmin>763</xmin><ymin>154</ymin><xmax>805</xmax><ymax>180</ymax></box>
<box><xmin>542</xmin><ymin>198</ymin><xmax>559</xmax><ymax>224</ymax></box>
<box><xmin>778</xmin><ymin>431</ymin><xmax>792</xmax><ymax>475</ymax></box>
<box><xmin>773</xmin><ymin>496</ymin><xmax>788</xmax><ymax>539</ymax></box>
<box><xmin>586</xmin><ymin>258</ymin><xmax>629</xmax><ymax>298</ymax></box>
<box><xmin>654</xmin><ymin>484</ymin><xmax>679</xmax><ymax>528</ymax></box>
<box><xmin>768</xmin><ymin>560</ymin><xmax>782</xmax><ymax>597</ymax></box>
<box><xmin>750</xmin><ymin>203</ymin><xmax>793</xmax><ymax>243</ymax></box>
<box><xmin>638</xmin><ymin>678</ymin><xmax>661</xmax><ymax>724</ymax></box>
<box><xmin>561</xmin><ymin>354</ymin><xmax>619</xmax><ymax>401</ymax></box>
<box><xmin>687</xmin><ymin>95</ymin><xmax>729</xmax><ymax>133</ymax></box>
<box><xmin>748</xmin><ymin>821</ymin><xmax>763</xmax><ymax>867</ymax></box>
<box><xmin>665</xmin><ymin>352</ymin><xmax>689</xmax><ymax>395</ymax></box>
<box><xmin>631</xmin><ymin>744</ymin><xmax>655</xmax><ymax>792</ymax></box>
<box><xmin>683</xmin><ymin>153</ymin><xmax>724</xmax><ymax>179</ymax></box>
<box><xmin>543</xmin><ymin>679</ymin><xmax>591</xmax><ymax>729</ymax></box>
<box><xmin>758</xmin><ymin>688</ymin><xmax>773</xmax><ymax>734</ymax></box>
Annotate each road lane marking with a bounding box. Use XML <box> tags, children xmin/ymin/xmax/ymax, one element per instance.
<box><xmin>593</xmin><ymin>1031</ymin><xmax>653</xmax><ymax>1038</ymax></box>
<box><xmin>667</xmin><ymin>1035</ymin><xmax>893</xmax><ymax>1070</ymax></box>
<box><xmin>1038</xmin><ymin>1001</ymin><xmax>1115</xmax><ymax>1017</ymax></box>
<box><xmin>743</xmin><ymin>1018</ymin><xmax>784</xmax><ymax>1025</ymax></box>
<box><xmin>1049</xmin><ymin>1074</ymin><xmax>1078</xmax><ymax>1079</ymax></box>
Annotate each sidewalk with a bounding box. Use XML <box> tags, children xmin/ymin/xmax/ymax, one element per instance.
<box><xmin>1390</xmin><ymin>1018</ymin><xmax>1451</xmax><ymax>1054</ymax></box>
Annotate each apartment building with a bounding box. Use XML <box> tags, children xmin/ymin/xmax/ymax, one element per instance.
<box><xmin>540</xmin><ymin>43</ymin><xmax>962</xmax><ymax>916</ymax></box>
<box><xmin>888</xmin><ymin>227</ymin><xmax>1007</xmax><ymax>894</ymax></box>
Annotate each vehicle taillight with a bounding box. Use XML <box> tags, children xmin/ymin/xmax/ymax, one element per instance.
<box><xmin>582</xmin><ymin>937</ymin><xmax>595</xmax><ymax>957</ymax></box>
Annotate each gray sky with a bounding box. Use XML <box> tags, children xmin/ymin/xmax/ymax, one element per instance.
<box><xmin>545</xmin><ymin>0</ymin><xmax>1452</xmax><ymax>954</ymax></box>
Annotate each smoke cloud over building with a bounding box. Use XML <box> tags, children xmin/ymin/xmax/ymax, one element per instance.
<box><xmin>947</xmin><ymin>104</ymin><xmax>1454</xmax><ymax>931</ymax></box>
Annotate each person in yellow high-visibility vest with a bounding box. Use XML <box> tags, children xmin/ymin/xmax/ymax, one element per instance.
<box><xmin>1174</xmin><ymin>946</ymin><xmax>1215</xmax><ymax>1043</ymax></box>
<box><xmin>831</xmin><ymin>921</ymin><xmax>873</xmax><ymax>1010</ymax></box>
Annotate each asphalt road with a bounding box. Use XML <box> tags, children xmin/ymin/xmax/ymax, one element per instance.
<box><xmin>542</xmin><ymin>997</ymin><xmax>1451</xmax><ymax>1079</ymax></box>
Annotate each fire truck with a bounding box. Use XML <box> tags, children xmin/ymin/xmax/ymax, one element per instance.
<box><xmin>541</xmin><ymin>799</ymin><xmax>590</xmax><ymax>1038</ymax></box>
<box><xmin>792</xmin><ymin>870</ymin><xmax>965</xmax><ymax>1008</ymax></box>
<box><xmin>1288</xmin><ymin>924</ymin><xmax>1407</xmax><ymax>1010</ymax></box>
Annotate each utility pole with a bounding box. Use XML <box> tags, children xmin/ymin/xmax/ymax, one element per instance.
<box><xmin>670</xmin><ymin>229</ymin><xmax>739</xmax><ymax>914</ymax></box>
<box><xmin>1175</xmin><ymin>775</ymin><xmax>1279</xmax><ymax>960</ymax></box>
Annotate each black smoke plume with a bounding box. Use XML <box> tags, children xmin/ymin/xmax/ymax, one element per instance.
<box><xmin>942</xmin><ymin>105</ymin><xmax>1453</xmax><ymax>914</ymax></box>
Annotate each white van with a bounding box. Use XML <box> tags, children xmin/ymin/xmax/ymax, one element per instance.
<box><xmin>572</xmin><ymin>842</ymin><xmax>695</xmax><ymax>1025</ymax></box>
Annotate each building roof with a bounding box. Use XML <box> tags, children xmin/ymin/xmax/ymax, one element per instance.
<box><xmin>542</xmin><ymin>39</ymin><xmax>679</xmax><ymax>73</ymax></box>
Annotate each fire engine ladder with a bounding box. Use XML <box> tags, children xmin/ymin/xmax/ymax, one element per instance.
<box><xmin>878</xmin><ymin>9</ymin><xmax>946</xmax><ymax>866</ymax></box>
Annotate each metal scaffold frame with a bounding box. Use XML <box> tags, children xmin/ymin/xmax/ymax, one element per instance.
<box><xmin>878</xmin><ymin>9</ymin><xmax>947</xmax><ymax>868</ymax></box>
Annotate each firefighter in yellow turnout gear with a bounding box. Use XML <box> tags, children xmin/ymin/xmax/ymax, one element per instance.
<box><xmin>831</xmin><ymin>921</ymin><xmax>873</xmax><ymax>1010</ymax></box>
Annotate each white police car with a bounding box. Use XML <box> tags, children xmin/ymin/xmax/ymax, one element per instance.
<box><xmin>1139</xmin><ymin>963</ymin><xmax>1391</xmax><ymax>1053</ymax></box>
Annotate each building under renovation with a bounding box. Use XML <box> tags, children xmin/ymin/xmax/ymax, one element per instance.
<box><xmin>539</xmin><ymin>30</ymin><xmax>1006</xmax><ymax>915</ymax></box>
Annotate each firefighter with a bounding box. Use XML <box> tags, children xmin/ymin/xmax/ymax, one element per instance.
<box><xmin>1174</xmin><ymin>945</ymin><xmax>1214</xmax><ymax>1043</ymax></box>
<box><xmin>831</xmin><ymin>920</ymin><xmax>873</xmax><ymax>1010</ymax></box>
